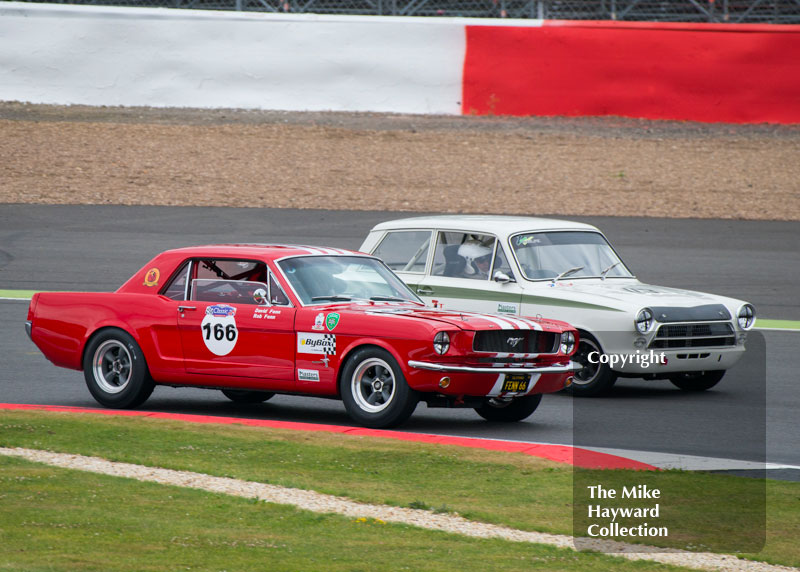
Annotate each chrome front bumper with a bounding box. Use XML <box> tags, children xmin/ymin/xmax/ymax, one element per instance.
<box><xmin>25</xmin><ymin>320</ymin><xmax>32</xmax><ymax>340</ymax></box>
<box><xmin>408</xmin><ymin>360</ymin><xmax>579</xmax><ymax>374</ymax></box>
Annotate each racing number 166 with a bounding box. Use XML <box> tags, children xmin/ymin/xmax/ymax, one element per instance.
<box><xmin>202</xmin><ymin>322</ymin><xmax>237</xmax><ymax>342</ymax></box>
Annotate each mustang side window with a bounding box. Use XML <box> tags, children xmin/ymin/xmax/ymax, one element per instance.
<box><xmin>268</xmin><ymin>274</ymin><xmax>290</xmax><ymax>306</ymax></box>
<box><xmin>196</xmin><ymin>259</ymin><xmax>267</xmax><ymax>283</ymax></box>
<box><xmin>432</xmin><ymin>232</ymin><xmax>496</xmax><ymax>280</ymax></box>
<box><xmin>192</xmin><ymin>278</ymin><xmax>269</xmax><ymax>305</ymax></box>
<box><xmin>190</xmin><ymin>258</ymin><xmax>273</xmax><ymax>305</ymax></box>
<box><xmin>372</xmin><ymin>230</ymin><xmax>431</xmax><ymax>273</ymax></box>
<box><xmin>160</xmin><ymin>260</ymin><xmax>191</xmax><ymax>301</ymax></box>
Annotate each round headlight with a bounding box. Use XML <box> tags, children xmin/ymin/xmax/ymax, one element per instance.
<box><xmin>560</xmin><ymin>331</ymin><xmax>576</xmax><ymax>355</ymax></box>
<box><xmin>737</xmin><ymin>304</ymin><xmax>755</xmax><ymax>330</ymax></box>
<box><xmin>433</xmin><ymin>331</ymin><xmax>450</xmax><ymax>355</ymax></box>
<box><xmin>635</xmin><ymin>308</ymin><xmax>654</xmax><ymax>334</ymax></box>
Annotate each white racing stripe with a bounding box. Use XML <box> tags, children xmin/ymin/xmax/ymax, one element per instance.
<box><xmin>458</xmin><ymin>311</ymin><xmax>521</xmax><ymax>330</ymax></box>
<box><xmin>293</xmin><ymin>246</ymin><xmax>326</xmax><ymax>255</ymax></box>
<box><xmin>499</xmin><ymin>315</ymin><xmax>533</xmax><ymax>330</ymax></box>
<box><xmin>458</xmin><ymin>311</ymin><xmax>546</xmax><ymax>332</ymax></box>
<box><xmin>487</xmin><ymin>373</ymin><xmax>506</xmax><ymax>396</ymax></box>
<box><xmin>507</xmin><ymin>315</ymin><xmax>544</xmax><ymax>331</ymax></box>
<box><xmin>295</xmin><ymin>246</ymin><xmax>358</xmax><ymax>256</ymax></box>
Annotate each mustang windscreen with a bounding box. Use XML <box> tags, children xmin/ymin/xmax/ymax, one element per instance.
<box><xmin>278</xmin><ymin>256</ymin><xmax>421</xmax><ymax>305</ymax></box>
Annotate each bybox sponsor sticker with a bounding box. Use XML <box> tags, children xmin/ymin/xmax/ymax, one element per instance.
<box><xmin>297</xmin><ymin>369</ymin><xmax>320</xmax><ymax>382</ymax></box>
<box><xmin>297</xmin><ymin>332</ymin><xmax>336</xmax><ymax>355</ymax></box>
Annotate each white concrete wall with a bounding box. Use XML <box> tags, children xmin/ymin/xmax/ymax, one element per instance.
<box><xmin>0</xmin><ymin>2</ymin><xmax>465</xmax><ymax>114</ymax></box>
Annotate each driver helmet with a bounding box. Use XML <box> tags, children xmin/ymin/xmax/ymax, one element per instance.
<box><xmin>457</xmin><ymin>242</ymin><xmax>492</xmax><ymax>275</ymax></box>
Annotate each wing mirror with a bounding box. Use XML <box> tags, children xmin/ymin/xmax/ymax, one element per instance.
<box><xmin>253</xmin><ymin>288</ymin><xmax>268</xmax><ymax>305</ymax></box>
<box><xmin>492</xmin><ymin>271</ymin><xmax>515</xmax><ymax>284</ymax></box>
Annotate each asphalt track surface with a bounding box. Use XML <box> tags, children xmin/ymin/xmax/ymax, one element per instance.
<box><xmin>1</xmin><ymin>205</ymin><xmax>798</xmax><ymax>474</ymax></box>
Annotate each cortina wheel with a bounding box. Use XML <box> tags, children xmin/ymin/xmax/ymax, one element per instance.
<box><xmin>83</xmin><ymin>328</ymin><xmax>154</xmax><ymax>408</ymax></box>
<box><xmin>565</xmin><ymin>333</ymin><xmax>618</xmax><ymax>397</ymax></box>
<box><xmin>669</xmin><ymin>370</ymin><xmax>725</xmax><ymax>391</ymax></box>
<box><xmin>340</xmin><ymin>347</ymin><xmax>418</xmax><ymax>428</ymax></box>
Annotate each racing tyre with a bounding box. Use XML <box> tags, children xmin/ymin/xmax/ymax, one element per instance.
<box><xmin>668</xmin><ymin>370</ymin><xmax>725</xmax><ymax>391</ymax></box>
<box><xmin>83</xmin><ymin>329</ymin><xmax>155</xmax><ymax>409</ymax></box>
<box><xmin>474</xmin><ymin>394</ymin><xmax>543</xmax><ymax>422</ymax></box>
<box><xmin>340</xmin><ymin>347</ymin><xmax>419</xmax><ymax>428</ymax></box>
<box><xmin>565</xmin><ymin>333</ymin><xmax>617</xmax><ymax>397</ymax></box>
<box><xmin>221</xmin><ymin>389</ymin><xmax>275</xmax><ymax>403</ymax></box>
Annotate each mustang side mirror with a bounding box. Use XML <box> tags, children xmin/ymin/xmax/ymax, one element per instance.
<box><xmin>493</xmin><ymin>271</ymin><xmax>515</xmax><ymax>284</ymax></box>
<box><xmin>253</xmin><ymin>288</ymin><xmax>268</xmax><ymax>305</ymax></box>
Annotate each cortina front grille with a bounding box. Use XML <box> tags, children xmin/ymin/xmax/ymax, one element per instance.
<box><xmin>648</xmin><ymin>322</ymin><xmax>736</xmax><ymax>349</ymax></box>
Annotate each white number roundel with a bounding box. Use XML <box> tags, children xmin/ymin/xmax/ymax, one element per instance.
<box><xmin>201</xmin><ymin>311</ymin><xmax>238</xmax><ymax>356</ymax></box>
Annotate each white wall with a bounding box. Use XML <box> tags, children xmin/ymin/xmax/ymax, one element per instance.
<box><xmin>0</xmin><ymin>2</ymin><xmax>465</xmax><ymax>114</ymax></box>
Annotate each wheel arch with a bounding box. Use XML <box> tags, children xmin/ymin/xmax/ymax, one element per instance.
<box><xmin>335</xmin><ymin>341</ymin><xmax>406</xmax><ymax>399</ymax></box>
<box><xmin>576</xmin><ymin>328</ymin><xmax>602</xmax><ymax>348</ymax></box>
<box><xmin>81</xmin><ymin>324</ymin><xmax>146</xmax><ymax>371</ymax></box>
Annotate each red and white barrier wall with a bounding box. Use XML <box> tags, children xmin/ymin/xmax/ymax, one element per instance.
<box><xmin>1</xmin><ymin>2</ymin><xmax>798</xmax><ymax>123</ymax></box>
<box><xmin>463</xmin><ymin>20</ymin><xmax>800</xmax><ymax>124</ymax></box>
<box><xmin>0</xmin><ymin>3</ymin><xmax>465</xmax><ymax>114</ymax></box>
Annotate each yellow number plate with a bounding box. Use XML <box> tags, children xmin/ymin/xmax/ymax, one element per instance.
<box><xmin>501</xmin><ymin>373</ymin><xmax>530</xmax><ymax>393</ymax></box>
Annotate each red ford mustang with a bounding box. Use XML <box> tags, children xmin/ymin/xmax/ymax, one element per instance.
<box><xmin>26</xmin><ymin>244</ymin><xmax>578</xmax><ymax>428</ymax></box>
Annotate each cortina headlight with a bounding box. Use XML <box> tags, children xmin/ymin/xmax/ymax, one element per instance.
<box><xmin>635</xmin><ymin>308</ymin><xmax>654</xmax><ymax>334</ymax></box>
<box><xmin>433</xmin><ymin>331</ymin><xmax>450</xmax><ymax>355</ymax></box>
<box><xmin>560</xmin><ymin>331</ymin><xmax>576</xmax><ymax>355</ymax></box>
<box><xmin>737</xmin><ymin>304</ymin><xmax>755</xmax><ymax>330</ymax></box>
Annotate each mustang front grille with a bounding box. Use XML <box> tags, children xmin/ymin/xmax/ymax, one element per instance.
<box><xmin>648</xmin><ymin>322</ymin><xmax>736</xmax><ymax>349</ymax></box>
<box><xmin>473</xmin><ymin>330</ymin><xmax>559</xmax><ymax>354</ymax></box>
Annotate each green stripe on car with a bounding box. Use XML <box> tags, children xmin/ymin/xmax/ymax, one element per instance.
<box><xmin>413</xmin><ymin>284</ymin><xmax>624</xmax><ymax>313</ymax></box>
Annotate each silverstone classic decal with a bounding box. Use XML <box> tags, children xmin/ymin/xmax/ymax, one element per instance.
<box><xmin>201</xmin><ymin>304</ymin><xmax>238</xmax><ymax>356</ymax></box>
<box><xmin>312</xmin><ymin>312</ymin><xmax>325</xmax><ymax>331</ymax></box>
<box><xmin>297</xmin><ymin>333</ymin><xmax>336</xmax><ymax>355</ymax></box>
<box><xmin>143</xmin><ymin>267</ymin><xmax>160</xmax><ymax>287</ymax></box>
<box><xmin>325</xmin><ymin>312</ymin><xmax>340</xmax><ymax>331</ymax></box>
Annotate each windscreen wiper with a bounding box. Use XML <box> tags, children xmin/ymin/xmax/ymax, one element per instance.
<box><xmin>311</xmin><ymin>295</ymin><xmax>352</xmax><ymax>302</ymax></box>
<box><xmin>600</xmin><ymin>262</ymin><xmax>620</xmax><ymax>281</ymax></box>
<box><xmin>552</xmin><ymin>266</ymin><xmax>584</xmax><ymax>283</ymax></box>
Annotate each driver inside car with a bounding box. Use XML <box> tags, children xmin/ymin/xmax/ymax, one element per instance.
<box><xmin>457</xmin><ymin>242</ymin><xmax>492</xmax><ymax>280</ymax></box>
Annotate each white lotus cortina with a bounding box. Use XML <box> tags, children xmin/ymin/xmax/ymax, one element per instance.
<box><xmin>359</xmin><ymin>215</ymin><xmax>755</xmax><ymax>396</ymax></box>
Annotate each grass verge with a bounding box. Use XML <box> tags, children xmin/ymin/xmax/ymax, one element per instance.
<box><xmin>2</xmin><ymin>455</ymin><xmax>687</xmax><ymax>572</ymax></box>
<box><xmin>1</xmin><ymin>410</ymin><xmax>798</xmax><ymax>568</ymax></box>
